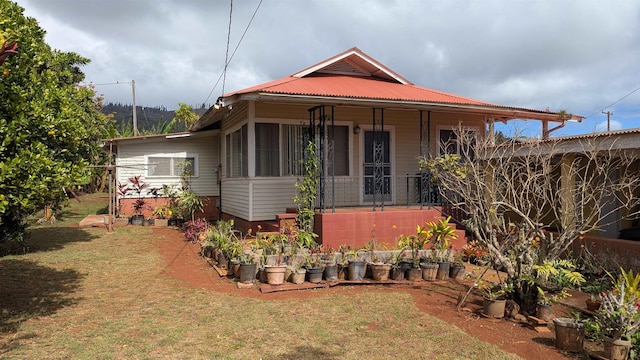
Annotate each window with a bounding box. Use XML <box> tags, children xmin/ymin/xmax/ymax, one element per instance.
<box><xmin>226</xmin><ymin>124</ymin><xmax>247</xmax><ymax>178</ymax></box>
<box><xmin>281</xmin><ymin>124</ymin><xmax>350</xmax><ymax>177</ymax></box>
<box><xmin>147</xmin><ymin>155</ymin><xmax>196</xmax><ymax>177</ymax></box>
<box><xmin>328</xmin><ymin>125</ymin><xmax>349</xmax><ymax>176</ymax></box>
<box><xmin>282</xmin><ymin>124</ymin><xmax>306</xmax><ymax>176</ymax></box>
<box><xmin>255</xmin><ymin>123</ymin><xmax>280</xmax><ymax>176</ymax></box>
<box><xmin>438</xmin><ymin>128</ymin><xmax>476</xmax><ymax>159</ymax></box>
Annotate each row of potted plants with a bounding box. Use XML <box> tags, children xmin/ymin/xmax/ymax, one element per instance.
<box><xmin>117</xmin><ymin>175</ymin><xmax>205</xmax><ymax>226</ymax></box>
<box><xmin>195</xmin><ymin>216</ymin><xmax>466</xmax><ymax>286</ymax></box>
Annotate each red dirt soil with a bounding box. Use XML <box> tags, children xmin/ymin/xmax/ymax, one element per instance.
<box><xmin>153</xmin><ymin>227</ymin><xmax>580</xmax><ymax>360</ymax></box>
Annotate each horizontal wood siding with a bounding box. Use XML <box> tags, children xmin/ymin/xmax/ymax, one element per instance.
<box><xmin>221</xmin><ymin>178</ymin><xmax>250</xmax><ymax>219</ymax></box>
<box><xmin>250</xmin><ymin>178</ymin><xmax>298</xmax><ymax>220</ymax></box>
<box><xmin>115</xmin><ymin>132</ymin><xmax>219</xmax><ymax>197</ymax></box>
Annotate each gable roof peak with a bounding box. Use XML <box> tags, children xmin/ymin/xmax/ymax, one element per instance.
<box><xmin>291</xmin><ymin>47</ymin><xmax>412</xmax><ymax>85</ymax></box>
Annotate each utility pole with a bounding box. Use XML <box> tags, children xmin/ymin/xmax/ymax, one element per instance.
<box><xmin>602</xmin><ymin>110</ymin><xmax>613</xmax><ymax>132</ymax></box>
<box><xmin>132</xmin><ymin>79</ymin><xmax>138</xmax><ymax>136</ymax></box>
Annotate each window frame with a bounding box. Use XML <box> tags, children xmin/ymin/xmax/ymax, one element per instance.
<box><xmin>145</xmin><ymin>153</ymin><xmax>199</xmax><ymax>178</ymax></box>
<box><xmin>254</xmin><ymin>118</ymin><xmax>354</xmax><ymax>177</ymax></box>
<box><xmin>436</xmin><ymin>126</ymin><xmax>480</xmax><ymax>157</ymax></box>
<box><xmin>225</xmin><ymin>124</ymin><xmax>248</xmax><ymax>178</ymax></box>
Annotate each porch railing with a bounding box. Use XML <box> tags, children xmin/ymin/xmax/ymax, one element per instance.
<box><xmin>313</xmin><ymin>173</ymin><xmax>443</xmax><ymax>210</ymax></box>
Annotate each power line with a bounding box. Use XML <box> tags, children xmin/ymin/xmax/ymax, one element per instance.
<box><xmin>222</xmin><ymin>0</ymin><xmax>233</xmax><ymax>96</ymax></box>
<box><xmin>203</xmin><ymin>0</ymin><xmax>263</xmax><ymax>105</ymax></box>
<box><xmin>583</xmin><ymin>85</ymin><xmax>640</xmax><ymax>120</ymax></box>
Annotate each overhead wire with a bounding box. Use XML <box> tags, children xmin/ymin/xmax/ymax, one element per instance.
<box><xmin>582</xmin><ymin>85</ymin><xmax>640</xmax><ymax>120</ymax></box>
<box><xmin>221</xmin><ymin>0</ymin><xmax>233</xmax><ymax>96</ymax></box>
<box><xmin>203</xmin><ymin>0</ymin><xmax>263</xmax><ymax>105</ymax></box>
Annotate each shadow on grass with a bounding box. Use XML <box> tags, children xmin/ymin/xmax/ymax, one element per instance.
<box><xmin>22</xmin><ymin>227</ymin><xmax>100</xmax><ymax>254</ymax></box>
<box><xmin>278</xmin><ymin>345</ymin><xmax>341</xmax><ymax>360</ymax></box>
<box><xmin>0</xmin><ymin>259</ymin><xmax>84</xmax><ymax>335</ymax></box>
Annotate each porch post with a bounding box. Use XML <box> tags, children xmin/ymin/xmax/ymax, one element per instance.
<box><xmin>372</xmin><ymin>108</ymin><xmax>385</xmax><ymax>211</ymax></box>
<box><xmin>419</xmin><ymin>110</ymin><xmax>431</xmax><ymax>209</ymax></box>
<box><xmin>330</xmin><ymin>106</ymin><xmax>335</xmax><ymax>213</ymax></box>
<box><xmin>560</xmin><ymin>154</ymin><xmax>577</xmax><ymax>232</ymax></box>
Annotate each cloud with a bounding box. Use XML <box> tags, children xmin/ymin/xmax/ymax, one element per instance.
<box><xmin>12</xmin><ymin>0</ymin><xmax>640</xmax><ymax>135</ymax></box>
<box><xmin>595</xmin><ymin>120</ymin><xmax>623</xmax><ymax>132</ymax></box>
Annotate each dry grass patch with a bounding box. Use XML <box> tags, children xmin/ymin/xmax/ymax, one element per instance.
<box><xmin>0</xmin><ymin>194</ymin><xmax>519</xmax><ymax>359</ymax></box>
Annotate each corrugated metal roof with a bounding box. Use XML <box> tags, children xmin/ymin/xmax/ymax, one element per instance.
<box><xmin>226</xmin><ymin>74</ymin><xmax>491</xmax><ymax>106</ymax></box>
<box><xmin>546</xmin><ymin>127</ymin><xmax>640</xmax><ymax>141</ymax></box>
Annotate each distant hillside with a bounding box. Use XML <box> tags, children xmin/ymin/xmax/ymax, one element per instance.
<box><xmin>101</xmin><ymin>103</ymin><xmax>209</xmax><ymax>133</ymax></box>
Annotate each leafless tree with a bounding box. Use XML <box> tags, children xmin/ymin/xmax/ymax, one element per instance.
<box><xmin>422</xmin><ymin>127</ymin><xmax>640</xmax><ymax>312</ymax></box>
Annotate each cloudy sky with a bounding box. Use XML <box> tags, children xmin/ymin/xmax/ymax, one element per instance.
<box><xmin>13</xmin><ymin>0</ymin><xmax>640</xmax><ymax>136</ymax></box>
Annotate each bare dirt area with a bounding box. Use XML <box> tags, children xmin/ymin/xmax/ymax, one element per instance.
<box><xmin>153</xmin><ymin>226</ymin><xmax>581</xmax><ymax>360</ymax></box>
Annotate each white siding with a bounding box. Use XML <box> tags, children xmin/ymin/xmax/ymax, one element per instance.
<box><xmin>251</xmin><ymin>178</ymin><xmax>298</xmax><ymax>220</ymax></box>
<box><xmin>115</xmin><ymin>131</ymin><xmax>220</xmax><ymax>198</ymax></box>
<box><xmin>220</xmin><ymin>178</ymin><xmax>250</xmax><ymax>219</ymax></box>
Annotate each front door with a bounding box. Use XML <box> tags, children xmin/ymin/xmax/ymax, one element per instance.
<box><xmin>362</xmin><ymin>130</ymin><xmax>391</xmax><ymax>203</ymax></box>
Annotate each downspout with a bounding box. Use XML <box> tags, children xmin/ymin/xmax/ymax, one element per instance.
<box><xmin>542</xmin><ymin>120</ymin><xmax>568</xmax><ymax>139</ymax></box>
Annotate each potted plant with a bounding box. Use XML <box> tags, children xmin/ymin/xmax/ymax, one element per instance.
<box><xmin>304</xmin><ymin>248</ymin><xmax>324</xmax><ymax>283</ymax></box>
<box><xmin>237</xmin><ymin>252</ymin><xmax>257</xmax><ymax>284</ymax></box>
<box><xmin>536</xmin><ymin>287</ymin><xmax>570</xmax><ymax>322</ymax></box>
<box><xmin>449</xmin><ymin>252</ymin><xmax>466</xmax><ymax>281</ymax></box>
<box><xmin>530</xmin><ymin>260</ymin><xmax>585</xmax><ymax>321</ymax></box>
<box><xmin>152</xmin><ymin>204</ymin><xmax>171</xmax><ymax>227</ymax></box>
<box><xmin>127</xmin><ymin>175</ymin><xmax>149</xmax><ymax>226</ymax></box>
<box><xmin>346</xmin><ymin>247</ymin><xmax>365</xmax><ymax>281</ymax></box>
<box><xmin>582</xmin><ymin>282</ymin><xmax>609</xmax><ymax>312</ymax></box>
<box><xmin>321</xmin><ymin>245</ymin><xmax>338</xmax><ymax>282</ymax></box>
<box><xmin>366</xmin><ymin>235</ymin><xmax>391</xmax><ymax>282</ymax></box>
<box><xmin>482</xmin><ymin>282</ymin><xmax>512</xmax><ymax>318</ymax></box>
<box><xmin>424</xmin><ymin>216</ymin><xmax>458</xmax><ymax>280</ymax></box>
<box><xmin>596</xmin><ymin>271</ymin><xmax>640</xmax><ymax>360</ymax></box>
<box><xmin>389</xmin><ymin>249</ymin><xmax>411</xmax><ymax>281</ymax></box>
<box><xmin>397</xmin><ymin>234</ymin><xmax>428</xmax><ymax>281</ymax></box>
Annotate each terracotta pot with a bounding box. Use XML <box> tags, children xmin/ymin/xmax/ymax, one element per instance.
<box><xmin>370</xmin><ymin>263</ymin><xmax>391</xmax><ymax>281</ymax></box>
<box><xmin>290</xmin><ymin>269</ymin><xmax>306</xmax><ymax>284</ymax></box>
<box><xmin>264</xmin><ymin>265</ymin><xmax>287</xmax><ymax>285</ymax></box>
<box><xmin>585</xmin><ymin>298</ymin><xmax>601</xmax><ymax>312</ymax></box>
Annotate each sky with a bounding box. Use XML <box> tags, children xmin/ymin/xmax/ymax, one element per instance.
<box><xmin>12</xmin><ymin>0</ymin><xmax>640</xmax><ymax>137</ymax></box>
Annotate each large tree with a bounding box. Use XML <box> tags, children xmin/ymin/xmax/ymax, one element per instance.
<box><xmin>0</xmin><ymin>0</ymin><xmax>108</xmax><ymax>244</ymax></box>
<box><xmin>423</xmin><ymin>127</ymin><xmax>640</xmax><ymax>313</ymax></box>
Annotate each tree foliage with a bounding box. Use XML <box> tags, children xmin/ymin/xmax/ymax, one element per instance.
<box><xmin>0</xmin><ymin>0</ymin><xmax>108</xmax><ymax>243</ymax></box>
<box><xmin>172</xmin><ymin>102</ymin><xmax>199</xmax><ymax>131</ymax></box>
<box><xmin>422</xmin><ymin>127</ymin><xmax>640</xmax><ymax>313</ymax></box>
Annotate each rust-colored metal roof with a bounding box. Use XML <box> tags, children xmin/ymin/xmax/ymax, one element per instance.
<box><xmin>225</xmin><ymin>74</ymin><xmax>492</xmax><ymax>106</ymax></box>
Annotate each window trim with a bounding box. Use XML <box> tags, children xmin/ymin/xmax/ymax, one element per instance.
<box><xmin>145</xmin><ymin>153</ymin><xmax>199</xmax><ymax>178</ymax></box>
<box><xmin>436</xmin><ymin>125</ymin><xmax>480</xmax><ymax>156</ymax></box>
<box><xmin>253</xmin><ymin>118</ymin><xmax>354</xmax><ymax>178</ymax></box>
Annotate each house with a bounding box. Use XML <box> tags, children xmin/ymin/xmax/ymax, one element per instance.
<box><xmin>110</xmin><ymin>47</ymin><xmax>575</xmax><ymax>248</ymax></box>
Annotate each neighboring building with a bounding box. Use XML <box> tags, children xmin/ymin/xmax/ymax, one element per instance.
<box><xmin>110</xmin><ymin>47</ymin><xmax>575</xmax><ymax>248</ymax></box>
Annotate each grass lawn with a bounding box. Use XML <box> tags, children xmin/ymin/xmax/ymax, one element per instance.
<box><xmin>0</xmin><ymin>193</ymin><xmax>519</xmax><ymax>359</ymax></box>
